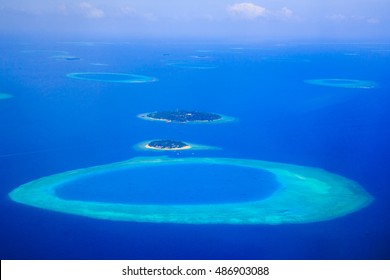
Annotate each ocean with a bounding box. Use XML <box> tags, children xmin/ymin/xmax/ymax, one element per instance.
<box><xmin>1</xmin><ymin>40</ymin><xmax>389</xmax><ymax>259</ymax></box>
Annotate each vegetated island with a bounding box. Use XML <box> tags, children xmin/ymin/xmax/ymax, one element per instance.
<box><xmin>134</xmin><ymin>139</ymin><xmax>221</xmax><ymax>152</ymax></box>
<box><xmin>142</xmin><ymin>110</ymin><xmax>222</xmax><ymax>123</ymax></box>
<box><xmin>146</xmin><ymin>140</ymin><xmax>190</xmax><ymax>151</ymax></box>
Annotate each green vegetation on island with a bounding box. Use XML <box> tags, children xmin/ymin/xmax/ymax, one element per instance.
<box><xmin>147</xmin><ymin>140</ymin><xmax>190</xmax><ymax>150</ymax></box>
<box><xmin>146</xmin><ymin>110</ymin><xmax>222</xmax><ymax>123</ymax></box>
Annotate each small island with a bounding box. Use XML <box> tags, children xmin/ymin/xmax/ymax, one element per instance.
<box><xmin>142</xmin><ymin>110</ymin><xmax>222</xmax><ymax>123</ymax></box>
<box><xmin>146</xmin><ymin>140</ymin><xmax>190</xmax><ymax>151</ymax></box>
<box><xmin>134</xmin><ymin>139</ymin><xmax>220</xmax><ymax>152</ymax></box>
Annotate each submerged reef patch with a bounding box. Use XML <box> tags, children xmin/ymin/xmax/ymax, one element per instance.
<box><xmin>305</xmin><ymin>79</ymin><xmax>376</xmax><ymax>89</ymax></box>
<box><xmin>52</xmin><ymin>55</ymin><xmax>81</xmax><ymax>61</ymax></box>
<box><xmin>66</xmin><ymin>72</ymin><xmax>157</xmax><ymax>83</ymax></box>
<box><xmin>64</xmin><ymin>57</ymin><xmax>81</xmax><ymax>61</ymax></box>
<box><xmin>0</xmin><ymin>93</ymin><xmax>13</xmax><ymax>100</ymax></box>
<box><xmin>8</xmin><ymin>157</ymin><xmax>373</xmax><ymax>225</ymax></box>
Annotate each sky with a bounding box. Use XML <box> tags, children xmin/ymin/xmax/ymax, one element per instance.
<box><xmin>0</xmin><ymin>0</ymin><xmax>389</xmax><ymax>41</ymax></box>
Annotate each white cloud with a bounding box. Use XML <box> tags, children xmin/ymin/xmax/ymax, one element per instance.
<box><xmin>329</xmin><ymin>13</ymin><xmax>347</xmax><ymax>22</ymax></box>
<box><xmin>143</xmin><ymin>12</ymin><xmax>157</xmax><ymax>21</ymax></box>
<box><xmin>228</xmin><ymin>2</ymin><xmax>267</xmax><ymax>20</ymax></box>
<box><xmin>228</xmin><ymin>3</ymin><xmax>296</xmax><ymax>21</ymax></box>
<box><xmin>367</xmin><ymin>18</ymin><xmax>380</xmax><ymax>24</ymax></box>
<box><xmin>58</xmin><ymin>4</ymin><xmax>69</xmax><ymax>15</ymax></box>
<box><xmin>117</xmin><ymin>5</ymin><xmax>157</xmax><ymax>21</ymax></box>
<box><xmin>119</xmin><ymin>6</ymin><xmax>136</xmax><ymax>16</ymax></box>
<box><xmin>272</xmin><ymin>7</ymin><xmax>296</xmax><ymax>20</ymax></box>
<box><xmin>79</xmin><ymin>2</ymin><xmax>105</xmax><ymax>18</ymax></box>
<box><xmin>280</xmin><ymin>7</ymin><xmax>293</xmax><ymax>19</ymax></box>
<box><xmin>328</xmin><ymin>13</ymin><xmax>380</xmax><ymax>25</ymax></box>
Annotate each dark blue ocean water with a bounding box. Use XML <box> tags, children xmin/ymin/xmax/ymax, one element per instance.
<box><xmin>1</xmin><ymin>40</ymin><xmax>390</xmax><ymax>259</ymax></box>
<box><xmin>56</xmin><ymin>164</ymin><xmax>278</xmax><ymax>205</ymax></box>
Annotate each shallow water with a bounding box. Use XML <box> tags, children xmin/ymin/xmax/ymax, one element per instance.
<box><xmin>67</xmin><ymin>72</ymin><xmax>156</xmax><ymax>83</ymax></box>
<box><xmin>1</xmin><ymin>41</ymin><xmax>390</xmax><ymax>259</ymax></box>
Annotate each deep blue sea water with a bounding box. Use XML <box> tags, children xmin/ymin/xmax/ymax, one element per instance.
<box><xmin>56</xmin><ymin>164</ymin><xmax>278</xmax><ymax>205</ymax></box>
<box><xmin>1</xmin><ymin>40</ymin><xmax>390</xmax><ymax>259</ymax></box>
